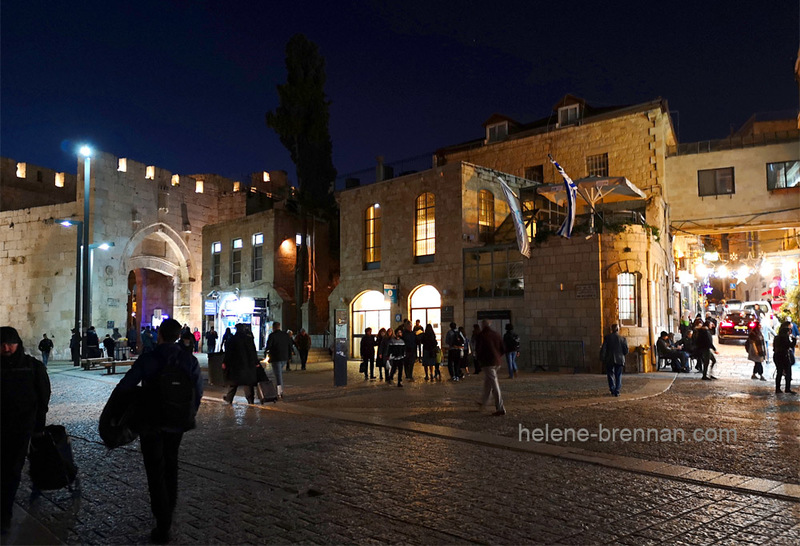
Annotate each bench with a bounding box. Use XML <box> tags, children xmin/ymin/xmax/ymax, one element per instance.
<box><xmin>103</xmin><ymin>360</ymin><xmax>135</xmax><ymax>375</ymax></box>
<box><xmin>81</xmin><ymin>357</ymin><xmax>113</xmax><ymax>371</ymax></box>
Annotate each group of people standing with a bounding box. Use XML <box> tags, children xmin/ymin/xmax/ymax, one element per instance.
<box><xmin>746</xmin><ymin>317</ymin><xmax>797</xmax><ymax>395</ymax></box>
<box><xmin>358</xmin><ymin>319</ymin><xmax>511</xmax><ymax>415</ymax></box>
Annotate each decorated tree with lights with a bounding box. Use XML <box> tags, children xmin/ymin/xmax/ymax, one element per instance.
<box><xmin>267</xmin><ymin>34</ymin><xmax>337</xmax><ymax>331</ymax></box>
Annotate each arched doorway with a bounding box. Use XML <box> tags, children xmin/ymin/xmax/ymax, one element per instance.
<box><xmin>410</xmin><ymin>285</ymin><xmax>442</xmax><ymax>343</ymax></box>
<box><xmin>351</xmin><ymin>290</ymin><xmax>391</xmax><ymax>358</ymax></box>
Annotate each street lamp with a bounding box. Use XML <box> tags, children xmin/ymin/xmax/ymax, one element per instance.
<box><xmin>86</xmin><ymin>241</ymin><xmax>115</xmax><ymax>330</ymax></box>
<box><xmin>79</xmin><ymin>145</ymin><xmax>93</xmax><ymax>335</ymax></box>
<box><xmin>55</xmin><ymin>218</ymin><xmax>83</xmax><ymax>337</ymax></box>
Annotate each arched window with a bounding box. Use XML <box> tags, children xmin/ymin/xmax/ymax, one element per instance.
<box><xmin>351</xmin><ymin>290</ymin><xmax>391</xmax><ymax>358</ymax></box>
<box><xmin>364</xmin><ymin>205</ymin><xmax>381</xmax><ymax>270</ymax></box>
<box><xmin>617</xmin><ymin>272</ymin><xmax>638</xmax><ymax>326</ymax></box>
<box><xmin>414</xmin><ymin>192</ymin><xmax>435</xmax><ymax>263</ymax></box>
<box><xmin>478</xmin><ymin>189</ymin><xmax>494</xmax><ymax>243</ymax></box>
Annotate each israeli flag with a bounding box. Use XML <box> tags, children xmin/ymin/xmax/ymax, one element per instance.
<box><xmin>497</xmin><ymin>176</ymin><xmax>530</xmax><ymax>258</ymax></box>
<box><xmin>548</xmin><ymin>154</ymin><xmax>577</xmax><ymax>238</ymax></box>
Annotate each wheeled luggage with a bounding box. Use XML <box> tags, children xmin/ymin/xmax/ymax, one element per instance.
<box><xmin>256</xmin><ymin>365</ymin><xmax>278</xmax><ymax>403</ymax></box>
<box><xmin>29</xmin><ymin>425</ymin><xmax>78</xmax><ymax>490</ymax></box>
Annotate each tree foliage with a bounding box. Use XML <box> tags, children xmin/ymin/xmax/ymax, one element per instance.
<box><xmin>266</xmin><ymin>34</ymin><xmax>336</xmax><ymax>210</ymax></box>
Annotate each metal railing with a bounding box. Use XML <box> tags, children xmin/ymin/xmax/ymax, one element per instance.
<box><xmin>667</xmin><ymin>129</ymin><xmax>799</xmax><ymax>157</ymax></box>
<box><xmin>527</xmin><ymin>340</ymin><xmax>587</xmax><ymax>373</ymax></box>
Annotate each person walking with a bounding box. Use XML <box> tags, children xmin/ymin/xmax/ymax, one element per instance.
<box><xmin>474</xmin><ymin>320</ymin><xmax>506</xmax><ymax>416</ymax></box>
<box><xmin>265</xmin><ymin>322</ymin><xmax>293</xmax><ymax>399</ymax></box>
<box><xmin>401</xmin><ymin>320</ymin><xmax>417</xmax><ymax>381</ymax></box>
<box><xmin>70</xmin><ymin>328</ymin><xmax>81</xmax><ymax>366</ymax></box>
<box><xmin>204</xmin><ymin>326</ymin><xmax>218</xmax><ymax>353</ymax></box>
<box><xmin>222</xmin><ymin>324</ymin><xmax>260</xmax><ymax>404</ymax></box>
<box><xmin>360</xmin><ymin>327</ymin><xmax>376</xmax><ymax>380</ymax></box>
<box><xmin>502</xmin><ymin>324</ymin><xmax>521</xmax><ymax>378</ymax></box>
<box><xmin>600</xmin><ymin>324</ymin><xmax>628</xmax><ymax>396</ymax></box>
<box><xmin>745</xmin><ymin>325</ymin><xmax>767</xmax><ymax>381</ymax></box>
<box><xmin>459</xmin><ymin>326</ymin><xmax>471</xmax><ymax>375</ymax></box>
<box><xmin>421</xmin><ymin>324</ymin><xmax>439</xmax><ymax>381</ymax></box>
<box><xmin>761</xmin><ymin>316</ymin><xmax>778</xmax><ymax>365</ymax></box>
<box><xmin>386</xmin><ymin>329</ymin><xmax>407</xmax><ymax>387</ymax></box>
<box><xmin>695</xmin><ymin>320</ymin><xmax>719</xmax><ymax>380</ymax></box>
<box><xmin>379</xmin><ymin>328</ymin><xmax>395</xmax><ymax>382</ymax></box>
<box><xmin>1</xmin><ymin>326</ymin><xmax>51</xmax><ymax>534</ymax></box>
<box><xmin>113</xmin><ymin>318</ymin><xmax>202</xmax><ymax>544</ymax></box>
<box><xmin>220</xmin><ymin>327</ymin><xmax>232</xmax><ymax>353</ymax></box>
<box><xmin>773</xmin><ymin>321</ymin><xmax>796</xmax><ymax>395</ymax></box>
<box><xmin>192</xmin><ymin>328</ymin><xmax>201</xmax><ymax>353</ymax></box>
<box><xmin>445</xmin><ymin>323</ymin><xmax>465</xmax><ymax>381</ymax></box>
<box><xmin>38</xmin><ymin>333</ymin><xmax>54</xmax><ymax>368</ymax></box>
<box><xmin>294</xmin><ymin>328</ymin><xmax>311</xmax><ymax>370</ymax></box>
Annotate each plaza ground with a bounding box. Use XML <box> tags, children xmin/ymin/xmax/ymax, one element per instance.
<box><xmin>2</xmin><ymin>343</ymin><xmax>798</xmax><ymax>545</ymax></box>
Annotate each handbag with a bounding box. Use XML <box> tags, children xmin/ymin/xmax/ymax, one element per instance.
<box><xmin>435</xmin><ymin>348</ymin><xmax>443</xmax><ymax>364</ymax></box>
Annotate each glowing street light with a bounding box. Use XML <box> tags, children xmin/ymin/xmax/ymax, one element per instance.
<box><xmin>79</xmin><ymin>145</ymin><xmax>93</xmax><ymax>335</ymax></box>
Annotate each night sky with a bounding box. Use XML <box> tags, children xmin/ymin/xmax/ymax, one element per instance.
<box><xmin>2</xmin><ymin>1</ymin><xmax>798</xmax><ymax>184</ymax></box>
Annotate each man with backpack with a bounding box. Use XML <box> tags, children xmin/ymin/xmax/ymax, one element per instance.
<box><xmin>114</xmin><ymin>318</ymin><xmax>203</xmax><ymax>544</ymax></box>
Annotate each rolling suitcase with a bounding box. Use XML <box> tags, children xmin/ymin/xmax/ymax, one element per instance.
<box><xmin>29</xmin><ymin>424</ymin><xmax>78</xmax><ymax>490</ymax></box>
<box><xmin>256</xmin><ymin>365</ymin><xmax>278</xmax><ymax>403</ymax></box>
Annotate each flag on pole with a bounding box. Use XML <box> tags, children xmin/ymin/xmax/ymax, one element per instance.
<box><xmin>497</xmin><ymin>176</ymin><xmax>530</xmax><ymax>258</ymax></box>
<box><xmin>547</xmin><ymin>154</ymin><xmax>577</xmax><ymax>238</ymax></box>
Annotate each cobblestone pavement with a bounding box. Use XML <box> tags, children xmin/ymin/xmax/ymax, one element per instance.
<box><xmin>3</xmin><ymin>344</ymin><xmax>799</xmax><ymax>545</ymax></box>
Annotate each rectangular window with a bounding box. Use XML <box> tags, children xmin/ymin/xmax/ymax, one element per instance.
<box><xmin>195</xmin><ymin>180</ymin><xmax>204</xmax><ymax>193</ymax></box>
<box><xmin>558</xmin><ymin>104</ymin><xmax>581</xmax><ymax>127</ymax></box>
<box><xmin>464</xmin><ymin>247</ymin><xmax>524</xmax><ymax>298</ymax></box>
<box><xmin>171</xmin><ymin>174</ymin><xmax>180</xmax><ymax>186</ymax></box>
<box><xmin>230</xmin><ymin>238</ymin><xmax>242</xmax><ymax>284</ymax></box>
<box><xmin>55</xmin><ymin>173</ymin><xmax>65</xmax><ymax>188</ymax></box>
<box><xmin>486</xmin><ymin>122</ymin><xmax>508</xmax><ymax>143</ymax></box>
<box><xmin>364</xmin><ymin>206</ymin><xmax>381</xmax><ymax>269</ymax></box>
<box><xmin>415</xmin><ymin>193</ymin><xmax>435</xmax><ymax>262</ymax></box>
<box><xmin>146</xmin><ymin>166</ymin><xmax>155</xmax><ymax>180</ymax></box>
<box><xmin>118</xmin><ymin>158</ymin><xmax>127</xmax><ymax>172</ymax></box>
<box><xmin>698</xmin><ymin>167</ymin><xmax>735</xmax><ymax>197</ymax></box>
<box><xmin>524</xmin><ymin>165</ymin><xmax>544</xmax><ymax>183</ymax></box>
<box><xmin>586</xmin><ymin>153</ymin><xmax>609</xmax><ymax>177</ymax></box>
<box><xmin>618</xmin><ymin>273</ymin><xmax>637</xmax><ymax>326</ymax></box>
<box><xmin>252</xmin><ymin>233</ymin><xmax>263</xmax><ymax>281</ymax></box>
<box><xmin>211</xmin><ymin>242</ymin><xmax>221</xmax><ymax>286</ymax></box>
<box><xmin>16</xmin><ymin>163</ymin><xmax>26</xmax><ymax>178</ymax></box>
<box><xmin>766</xmin><ymin>160</ymin><xmax>799</xmax><ymax>190</ymax></box>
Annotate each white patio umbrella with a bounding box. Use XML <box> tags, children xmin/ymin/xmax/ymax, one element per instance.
<box><xmin>536</xmin><ymin>176</ymin><xmax>646</xmax><ymax>232</ymax></box>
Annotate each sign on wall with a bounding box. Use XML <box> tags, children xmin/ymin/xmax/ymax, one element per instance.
<box><xmin>204</xmin><ymin>300</ymin><xmax>217</xmax><ymax>315</ymax></box>
<box><xmin>384</xmin><ymin>283</ymin><xmax>398</xmax><ymax>303</ymax></box>
<box><xmin>576</xmin><ymin>283</ymin><xmax>599</xmax><ymax>299</ymax></box>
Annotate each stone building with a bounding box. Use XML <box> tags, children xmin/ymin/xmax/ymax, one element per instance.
<box><xmin>666</xmin><ymin>125</ymin><xmax>799</xmax><ymax>313</ymax></box>
<box><xmin>0</xmin><ymin>149</ymin><xmax>302</xmax><ymax>355</ymax></box>
<box><xmin>201</xmin><ymin>185</ymin><xmax>335</xmax><ymax>350</ymax></box>
<box><xmin>330</xmin><ymin>95</ymin><xmax>677</xmax><ymax>372</ymax></box>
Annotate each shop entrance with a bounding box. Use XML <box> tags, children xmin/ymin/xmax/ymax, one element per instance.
<box><xmin>351</xmin><ymin>290</ymin><xmax>391</xmax><ymax>358</ymax></box>
<box><xmin>409</xmin><ymin>285</ymin><xmax>442</xmax><ymax>344</ymax></box>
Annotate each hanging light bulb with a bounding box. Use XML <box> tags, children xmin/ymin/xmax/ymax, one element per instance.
<box><xmin>717</xmin><ymin>265</ymin><xmax>729</xmax><ymax>278</ymax></box>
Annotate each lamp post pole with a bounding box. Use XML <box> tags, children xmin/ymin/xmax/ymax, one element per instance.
<box><xmin>74</xmin><ymin>221</ymin><xmax>84</xmax><ymax>336</ymax></box>
<box><xmin>80</xmin><ymin>148</ymin><xmax>92</xmax><ymax>334</ymax></box>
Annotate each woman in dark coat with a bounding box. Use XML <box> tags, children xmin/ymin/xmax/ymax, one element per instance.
<box><xmin>374</xmin><ymin>328</ymin><xmax>387</xmax><ymax>381</ymax></box>
<box><xmin>222</xmin><ymin>325</ymin><xmax>259</xmax><ymax>404</ymax></box>
<box><xmin>773</xmin><ymin>322</ymin><xmax>796</xmax><ymax>394</ymax></box>
<box><xmin>745</xmin><ymin>325</ymin><xmax>767</xmax><ymax>381</ymax></box>
<box><xmin>421</xmin><ymin>324</ymin><xmax>440</xmax><ymax>381</ymax></box>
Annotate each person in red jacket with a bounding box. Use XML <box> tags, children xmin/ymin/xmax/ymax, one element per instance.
<box><xmin>474</xmin><ymin>320</ymin><xmax>506</xmax><ymax>416</ymax></box>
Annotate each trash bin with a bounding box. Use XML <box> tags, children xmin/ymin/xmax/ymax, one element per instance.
<box><xmin>207</xmin><ymin>352</ymin><xmax>225</xmax><ymax>386</ymax></box>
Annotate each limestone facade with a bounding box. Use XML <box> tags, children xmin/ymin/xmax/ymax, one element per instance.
<box><xmin>0</xmin><ymin>157</ymin><xmax>77</xmax><ymax>211</ymax></box>
<box><xmin>0</xmin><ymin>150</ymin><xmax>272</xmax><ymax>355</ymax></box>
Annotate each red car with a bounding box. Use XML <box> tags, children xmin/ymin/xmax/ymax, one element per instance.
<box><xmin>717</xmin><ymin>311</ymin><xmax>757</xmax><ymax>343</ymax></box>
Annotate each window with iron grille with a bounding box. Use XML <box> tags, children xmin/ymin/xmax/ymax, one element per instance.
<box><xmin>766</xmin><ymin>160</ymin><xmax>799</xmax><ymax>190</ymax></box>
<box><xmin>252</xmin><ymin>233</ymin><xmax>263</xmax><ymax>281</ymax></box>
<box><xmin>524</xmin><ymin>165</ymin><xmax>544</xmax><ymax>183</ymax></box>
<box><xmin>230</xmin><ymin>238</ymin><xmax>242</xmax><ymax>284</ymax></box>
<box><xmin>414</xmin><ymin>192</ymin><xmax>435</xmax><ymax>263</ymax></box>
<box><xmin>211</xmin><ymin>242</ymin><xmax>221</xmax><ymax>286</ymax></box>
<box><xmin>697</xmin><ymin>167</ymin><xmax>735</xmax><ymax>197</ymax></box>
<box><xmin>587</xmin><ymin>153</ymin><xmax>609</xmax><ymax>177</ymax></box>
<box><xmin>364</xmin><ymin>205</ymin><xmax>381</xmax><ymax>270</ymax></box>
<box><xmin>478</xmin><ymin>190</ymin><xmax>494</xmax><ymax>243</ymax></box>
<box><xmin>617</xmin><ymin>272</ymin><xmax>637</xmax><ymax>326</ymax></box>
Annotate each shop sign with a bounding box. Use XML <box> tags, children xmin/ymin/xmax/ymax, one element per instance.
<box><xmin>204</xmin><ymin>300</ymin><xmax>217</xmax><ymax>315</ymax></box>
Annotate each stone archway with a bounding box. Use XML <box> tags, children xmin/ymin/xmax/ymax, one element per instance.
<box><xmin>120</xmin><ymin>223</ymin><xmax>194</xmax><ymax>335</ymax></box>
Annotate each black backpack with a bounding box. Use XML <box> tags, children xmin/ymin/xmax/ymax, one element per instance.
<box><xmin>147</xmin><ymin>352</ymin><xmax>196</xmax><ymax>431</ymax></box>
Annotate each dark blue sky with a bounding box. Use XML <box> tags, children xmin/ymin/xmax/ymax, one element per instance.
<box><xmin>2</xmin><ymin>1</ymin><xmax>798</xmax><ymax>183</ymax></box>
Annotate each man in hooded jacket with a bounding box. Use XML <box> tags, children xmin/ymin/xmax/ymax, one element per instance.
<box><xmin>222</xmin><ymin>324</ymin><xmax>259</xmax><ymax>404</ymax></box>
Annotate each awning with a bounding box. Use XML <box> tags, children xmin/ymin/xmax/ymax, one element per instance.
<box><xmin>536</xmin><ymin>176</ymin><xmax>646</xmax><ymax>209</ymax></box>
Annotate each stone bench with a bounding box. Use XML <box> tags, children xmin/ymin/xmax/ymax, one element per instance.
<box><xmin>103</xmin><ymin>360</ymin><xmax>135</xmax><ymax>375</ymax></box>
<box><xmin>81</xmin><ymin>357</ymin><xmax>112</xmax><ymax>371</ymax></box>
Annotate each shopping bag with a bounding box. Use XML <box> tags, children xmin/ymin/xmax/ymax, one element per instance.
<box><xmin>29</xmin><ymin>425</ymin><xmax>78</xmax><ymax>490</ymax></box>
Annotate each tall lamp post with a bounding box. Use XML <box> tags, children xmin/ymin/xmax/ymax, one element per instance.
<box><xmin>55</xmin><ymin>219</ymin><xmax>84</xmax><ymax>337</ymax></box>
<box><xmin>80</xmin><ymin>145</ymin><xmax>92</xmax><ymax>333</ymax></box>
